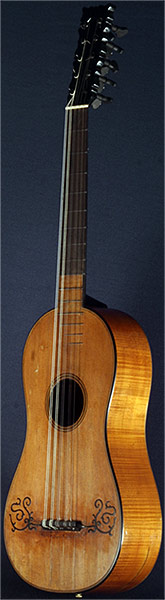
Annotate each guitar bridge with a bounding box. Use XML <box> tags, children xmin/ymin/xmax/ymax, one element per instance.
<box><xmin>41</xmin><ymin>518</ymin><xmax>84</xmax><ymax>531</ymax></box>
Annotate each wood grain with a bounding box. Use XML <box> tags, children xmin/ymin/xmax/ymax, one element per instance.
<box><xmin>95</xmin><ymin>308</ymin><xmax>162</xmax><ymax>594</ymax></box>
<box><xmin>4</xmin><ymin>307</ymin><xmax>162</xmax><ymax>594</ymax></box>
<box><xmin>4</xmin><ymin>307</ymin><xmax>122</xmax><ymax>593</ymax></box>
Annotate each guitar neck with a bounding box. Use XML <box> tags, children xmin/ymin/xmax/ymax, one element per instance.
<box><xmin>57</xmin><ymin>105</ymin><xmax>88</xmax><ymax>308</ymax></box>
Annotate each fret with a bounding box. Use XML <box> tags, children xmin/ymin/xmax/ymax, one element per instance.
<box><xmin>58</xmin><ymin>312</ymin><xmax>83</xmax><ymax>315</ymax></box>
<box><xmin>69</xmin><ymin>342</ymin><xmax>83</xmax><ymax>345</ymax></box>
<box><xmin>68</xmin><ymin>191</ymin><xmax>87</xmax><ymax>195</ymax></box>
<box><xmin>59</xmin><ymin>274</ymin><xmax>83</xmax><ymax>286</ymax></box>
<box><xmin>64</xmin><ymin>331</ymin><xmax>83</xmax><ymax>336</ymax></box>
<box><xmin>63</xmin><ymin>322</ymin><xmax>84</xmax><ymax>325</ymax></box>
<box><xmin>59</xmin><ymin>286</ymin><xmax>83</xmax><ymax>290</ymax></box>
<box><xmin>71</xmin><ymin>150</ymin><xmax>88</xmax><ymax>155</ymax></box>
<box><xmin>66</xmin><ymin>210</ymin><xmax>86</xmax><ymax>227</ymax></box>
<box><xmin>69</xmin><ymin>209</ymin><xmax>87</xmax><ymax>212</ymax></box>
<box><xmin>65</xmin><ymin>226</ymin><xmax>86</xmax><ymax>230</ymax></box>
<box><xmin>59</xmin><ymin>287</ymin><xmax>82</xmax><ymax>296</ymax></box>
<box><xmin>64</xmin><ymin>258</ymin><xmax>86</xmax><ymax>262</ymax></box>
<box><xmin>69</xmin><ymin>171</ymin><xmax>87</xmax><ymax>176</ymax></box>
<box><xmin>58</xmin><ymin>299</ymin><xmax>82</xmax><ymax>313</ymax></box>
<box><xmin>63</xmin><ymin>299</ymin><xmax>81</xmax><ymax>303</ymax></box>
<box><xmin>72</xmin><ymin>127</ymin><xmax>88</xmax><ymax>133</ymax></box>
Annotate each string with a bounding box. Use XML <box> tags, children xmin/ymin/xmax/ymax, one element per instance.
<box><xmin>55</xmin><ymin>107</ymin><xmax>87</xmax><ymax>524</ymax></box>
<box><xmin>56</xmin><ymin>106</ymin><xmax>79</xmax><ymax>521</ymax></box>
<box><xmin>81</xmin><ymin>110</ymin><xmax>88</xmax><ymax>580</ymax></box>
<box><xmin>43</xmin><ymin>105</ymin><xmax>88</xmax><ymax>531</ymax></box>
<box><xmin>70</xmin><ymin>108</ymin><xmax>81</xmax><ymax>522</ymax></box>
<box><xmin>50</xmin><ymin>107</ymin><xmax>73</xmax><ymax>521</ymax></box>
<box><xmin>64</xmin><ymin>108</ymin><xmax>77</xmax><ymax>521</ymax></box>
<box><xmin>58</xmin><ymin>107</ymin><xmax>84</xmax><ymax>522</ymax></box>
<box><xmin>73</xmin><ymin>107</ymin><xmax>86</xmax><ymax>523</ymax></box>
<box><xmin>72</xmin><ymin>107</ymin><xmax>87</xmax><ymax>586</ymax></box>
<box><xmin>43</xmin><ymin>107</ymin><xmax>70</xmax><ymax>524</ymax></box>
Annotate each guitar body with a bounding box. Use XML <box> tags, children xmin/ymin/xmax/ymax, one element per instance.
<box><xmin>4</xmin><ymin>307</ymin><xmax>162</xmax><ymax>594</ymax></box>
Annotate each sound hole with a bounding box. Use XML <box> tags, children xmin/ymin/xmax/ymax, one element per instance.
<box><xmin>50</xmin><ymin>378</ymin><xmax>84</xmax><ymax>429</ymax></box>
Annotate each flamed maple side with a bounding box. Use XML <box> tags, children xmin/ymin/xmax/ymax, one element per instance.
<box><xmin>96</xmin><ymin>308</ymin><xmax>162</xmax><ymax>594</ymax></box>
<box><xmin>4</xmin><ymin>3</ymin><xmax>162</xmax><ymax>596</ymax></box>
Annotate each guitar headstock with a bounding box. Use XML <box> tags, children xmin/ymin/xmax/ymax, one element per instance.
<box><xmin>67</xmin><ymin>3</ymin><xmax>128</xmax><ymax>109</ymax></box>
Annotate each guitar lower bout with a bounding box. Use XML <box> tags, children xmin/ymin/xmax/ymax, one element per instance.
<box><xmin>4</xmin><ymin>307</ymin><xmax>162</xmax><ymax>594</ymax></box>
<box><xmin>4</xmin><ymin>307</ymin><xmax>122</xmax><ymax>593</ymax></box>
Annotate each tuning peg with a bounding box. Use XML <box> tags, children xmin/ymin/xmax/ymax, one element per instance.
<box><xmin>106</xmin><ymin>16</ymin><xmax>114</xmax><ymax>26</ymax></box>
<box><xmin>108</xmin><ymin>59</ymin><xmax>119</xmax><ymax>73</ymax></box>
<box><xmin>95</xmin><ymin>72</ymin><xmax>117</xmax><ymax>88</ymax></box>
<box><xmin>102</xmin><ymin>34</ymin><xmax>115</xmax><ymax>43</ymax></box>
<box><xmin>103</xmin><ymin>76</ymin><xmax>117</xmax><ymax>87</ymax></box>
<box><xmin>102</xmin><ymin>27</ymin><xmax>115</xmax><ymax>40</ymax></box>
<box><xmin>92</xmin><ymin>93</ymin><xmax>113</xmax><ymax>110</ymax></box>
<box><xmin>97</xmin><ymin>58</ymin><xmax>119</xmax><ymax>75</ymax></box>
<box><xmin>96</xmin><ymin>60</ymin><xmax>109</xmax><ymax>76</ymax></box>
<box><xmin>111</xmin><ymin>25</ymin><xmax>128</xmax><ymax>38</ymax></box>
<box><xmin>92</xmin><ymin>81</ymin><xmax>104</xmax><ymax>93</ymax></box>
<box><xmin>106</xmin><ymin>41</ymin><xmax>124</xmax><ymax>55</ymax></box>
<box><xmin>107</xmin><ymin>5</ymin><xmax>116</xmax><ymax>13</ymax></box>
<box><xmin>103</xmin><ymin>26</ymin><xmax>111</xmax><ymax>34</ymax></box>
<box><xmin>92</xmin><ymin>97</ymin><xmax>102</xmax><ymax>109</ymax></box>
<box><xmin>98</xmin><ymin>93</ymin><xmax>113</xmax><ymax>103</ymax></box>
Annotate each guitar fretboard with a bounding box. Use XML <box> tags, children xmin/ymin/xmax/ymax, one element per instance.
<box><xmin>59</xmin><ymin>107</ymin><xmax>88</xmax><ymax>283</ymax></box>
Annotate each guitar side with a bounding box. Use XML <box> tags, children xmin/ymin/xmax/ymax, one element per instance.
<box><xmin>95</xmin><ymin>308</ymin><xmax>162</xmax><ymax>594</ymax></box>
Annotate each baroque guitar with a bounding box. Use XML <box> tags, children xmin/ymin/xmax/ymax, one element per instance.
<box><xmin>4</xmin><ymin>3</ymin><xmax>162</xmax><ymax>596</ymax></box>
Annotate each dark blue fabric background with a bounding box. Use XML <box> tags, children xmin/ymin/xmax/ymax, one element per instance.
<box><xmin>1</xmin><ymin>1</ymin><xmax>164</xmax><ymax>598</ymax></box>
